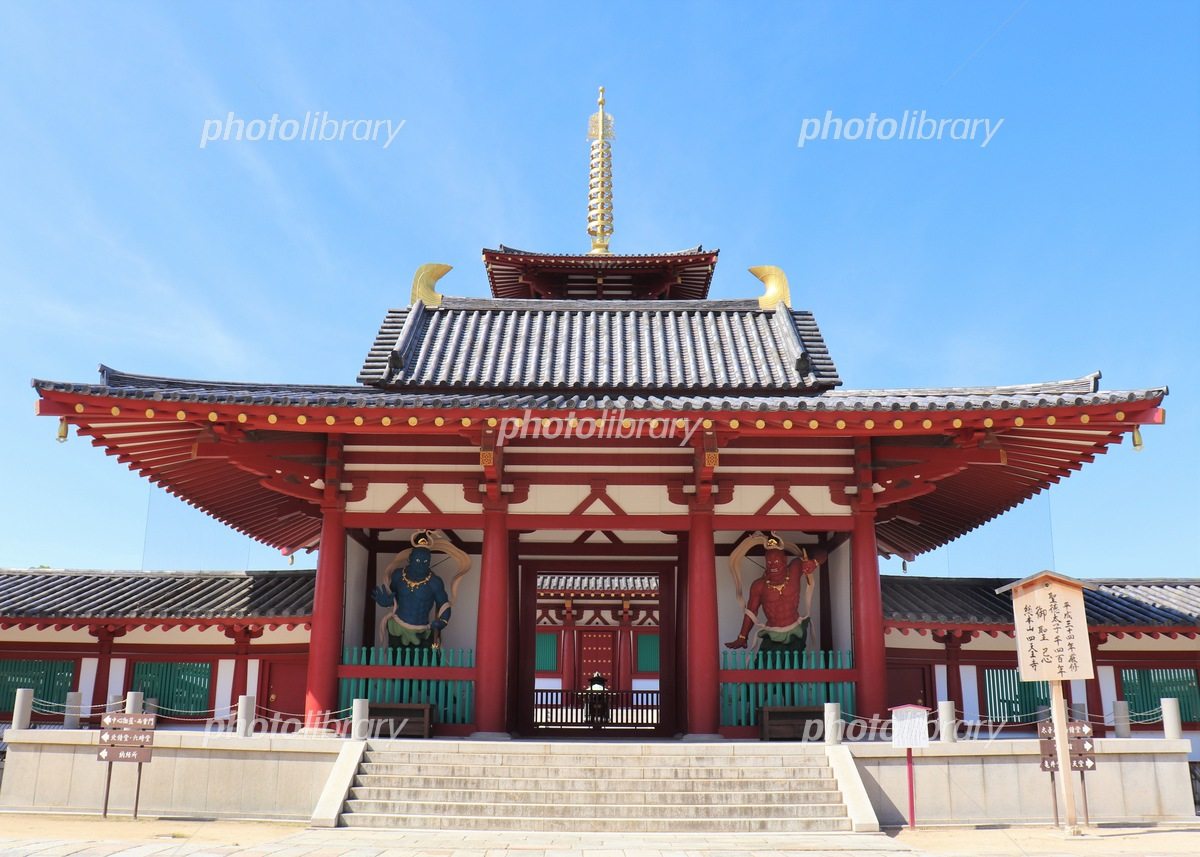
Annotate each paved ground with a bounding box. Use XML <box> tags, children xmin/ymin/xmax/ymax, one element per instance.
<box><xmin>0</xmin><ymin>815</ymin><xmax>1196</xmax><ymax>857</ymax></box>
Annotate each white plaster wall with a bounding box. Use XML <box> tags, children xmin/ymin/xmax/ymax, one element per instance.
<box><xmin>522</xmin><ymin>484</ymin><xmax>591</xmax><ymax>515</ymax></box>
<box><xmin>829</xmin><ymin>540</ymin><xmax>853</xmax><ymax>653</ymax></box>
<box><xmin>960</xmin><ymin>666</ymin><xmax>980</xmax><ymax>720</ymax></box>
<box><xmin>934</xmin><ymin>664</ymin><xmax>948</xmax><ymax>702</ymax></box>
<box><xmin>107</xmin><ymin>658</ymin><xmax>126</xmax><ymax>699</ymax></box>
<box><xmin>214</xmin><ymin>659</ymin><xmax>234</xmax><ymax>718</ymax></box>
<box><xmin>534</xmin><ymin>677</ymin><xmax>562</xmax><ymax>690</ymax></box>
<box><xmin>1099</xmin><ymin>665</ymin><xmax>1118</xmax><ymax>722</ymax></box>
<box><xmin>0</xmin><ymin>628</ymin><xmax>96</xmax><ymax>644</ymax></box>
<box><xmin>117</xmin><ymin>626</ymin><xmax>229</xmax><ymax>645</ymax></box>
<box><xmin>76</xmin><ymin>659</ymin><xmax>97</xmax><ymax>708</ymax></box>
<box><xmin>343</xmin><ymin>536</ymin><xmax>368</xmax><ymax>651</ymax></box>
<box><xmin>632</xmin><ymin>678</ymin><xmax>661</xmax><ymax>691</ymax></box>
<box><xmin>245</xmin><ymin>659</ymin><xmax>260</xmax><ymax>699</ymax></box>
<box><xmin>884</xmin><ymin>628</ymin><xmax>944</xmax><ymax>650</ymax></box>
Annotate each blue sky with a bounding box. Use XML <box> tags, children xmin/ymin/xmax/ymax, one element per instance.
<box><xmin>0</xmin><ymin>2</ymin><xmax>1195</xmax><ymax>578</ymax></box>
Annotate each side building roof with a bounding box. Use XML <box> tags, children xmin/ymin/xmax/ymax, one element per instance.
<box><xmin>881</xmin><ymin>575</ymin><xmax>1200</xmax><ymax>633</ymax></box>
<box><xmin>0</xmin><ymin>569</ymin><xmax>314</xmax><ymax>629</ymax></box>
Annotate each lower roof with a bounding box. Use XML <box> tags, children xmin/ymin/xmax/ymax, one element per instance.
<box><xmin>882</xmin><ymin>575</ymin><xmax>1200</xmax><ymax>632</ymax></box>
<box><xmin>31</xmin><ymin>367</ymin><xmax>1166</xmax><ymax>557</ymax></box>
<box><xmin>0</xmin><ymin>569</ymin><xmax>314</xmax><ymax>628</ymax></box>
<box><xmin>1</xmin><ymin>568</ymin><xmax>1194</xmax><ymax>634</ymax></box>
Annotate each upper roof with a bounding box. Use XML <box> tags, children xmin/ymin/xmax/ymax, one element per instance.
<box><xmin>482</xmin><ymin>245</ymin><xmax>718</xmax><ymax>300</ymax></box>
<box><xmin>881</xmin><ymin>575</ymin><xmax>1200</xmax><ymax>630</ymax></box>
<box><xmin>357</xmin><ymin>297</ymin><xmax>841</xmax><ymax>392</ymax></box>
<box><xmin>0</xmin><ymin>568</ymin><xmax>314</xmax><ymax>626</ymax></box>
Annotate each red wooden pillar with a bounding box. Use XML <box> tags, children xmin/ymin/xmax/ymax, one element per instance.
<box><xmin>851</xmin><ymin>509</ymin><xmax>887</xmax><ymax>720</ymax></box>
<box><xmin>935</xmin><ymin>630</ymin><xmax>965</xmax><ymax>712</ymax></box>
<box><xmin>561</xmin><ymin>602</ymin><xmax>577</xmax><ymax>692</ymax></box>
<box><xmin>88</xmin><ymin>625</ymin><xmax>124</xmax><ymax>714</ymax></box>
<box><xmin>304</xmin><ymin>504</ymin><xmax>347</xmax><ymax>728</ymax></box>
<box><xmin>225</xmin><ymin>625</ymin><xmax>262</xmax><ymax>712</ymax></box>
<box><xmin>686</xmin><ymin>501</ymin><xmax>720</xmax><ymax>735</ymax></box>
<box><xmin>475</xmin><ymin>499</ymin><xmax>509</xmax><ymax>734</ymax></box>
<box><xmin>617</xmin><ymin>602</ymin><xmax>633</xmax><ymax>691</ymax></box>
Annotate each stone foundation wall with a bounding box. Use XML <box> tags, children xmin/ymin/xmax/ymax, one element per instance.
<box><xmin>850</xmin><ymin>738</ymin><xmax>1196</xmax><ymax>827</ymax></box>
<box><xmin>0</xmin><ymin>729</ymin><xmax>344</xmax><ymax>820</ymax></box>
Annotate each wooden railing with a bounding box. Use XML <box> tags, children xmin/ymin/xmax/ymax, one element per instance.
<box><xmin>338</xmin><ymin>646</ymin><xmax>476</xmax><ymax>725</ymax></box>
<box><xmin>532</xmin><ymin>689</ymin><xmax>660</xmax><ymax>731</ymax></box>
<box><xmin>719</xmin><ymin>649</ymin><xmax>856</xmax><ymax>727</ymax></box>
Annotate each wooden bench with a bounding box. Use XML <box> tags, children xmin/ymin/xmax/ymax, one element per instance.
<box><xmin>759</xmin><ymin>706</ymin><xmax>825</xmax><ymax>742</ymax></box>
<box><xmin>369</xmin><ymin>702</ymin><xmax>432</xmax><ymax>739</ymax></box>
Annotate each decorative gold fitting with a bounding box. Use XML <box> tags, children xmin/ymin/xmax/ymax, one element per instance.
<box><xmin>56</xmin><ymin>417</ymin><xmax>68</xmax><ymax>443</ymax></box>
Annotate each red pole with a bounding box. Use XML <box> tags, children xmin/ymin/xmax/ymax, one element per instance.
<box><xmin>474</xmin><ymin>500</ymin><xmax>509</xmax><ymax>733</ymax></box>
<box><xmin>561</xmin><ymin>605</ymin><xmax>577</xmax><ymax>692</ymax></box>
<box><xmin>617</xmin><ymin>612</ymin><xmax>633</xmax><ymax>691</ymax></box>
<box><xmin>304</xmin><ymin>504</ymin><xmax>346</xmax><ymax>728</ymax></box>
<box><xmin>906</xmin><ymin>747</ymin><xmax>916</xmax><ymax>828</ymax></box>
<box><xmin>851</xmin><ymin>508</ymin><xmax>887</xmax><ymax>720</ymax></box>
<box><xmin>686</xmin><ymin>502</ymin><xmax>719</xmax><ymax>735</ymax></box>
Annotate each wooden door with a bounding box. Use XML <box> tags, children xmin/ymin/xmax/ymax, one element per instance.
<box><xmin>887</xmin><ymin>665</ymin><xmax>932</xmax><ymax>709</ymax></box>
<box><xmin>577</xmin><ymin>630</ymin><xmax>617</xmax><ymax>687</ymax></box>
<box><xmin>261</xmin><ymin>660</ymin><xmax>307</xmax><ymax>729</ymax></box>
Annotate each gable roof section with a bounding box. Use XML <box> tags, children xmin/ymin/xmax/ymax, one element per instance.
<box><xmin>881</xmin><ymin>575</ymin><xmax>1200</xmax><ymax>630</ymax></box>
<box><xmin>358</xmin><ymin>297</ymin><xmax>842</xmax><ymax>391</ymax></box>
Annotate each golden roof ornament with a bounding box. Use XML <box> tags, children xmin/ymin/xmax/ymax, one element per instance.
<box><xmin>587</xmin><ymin>86</ymin><xmax>614</xmax><ymax>255</ymax></box>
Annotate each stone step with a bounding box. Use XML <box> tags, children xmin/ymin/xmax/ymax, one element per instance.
<box><xmin>343</xmin><ymin>798</ymin><xmax>846</xmax><ymax>819</ymax></box>
<box><xmin>339</xmin><ymin>812</ymin><xmax>854</xmax><ymax>832</ymax></box>
<box><xmin>361</xmin><ymin>750</ymin><xmax>828</xmax><ymax>768</ymax></box>
<box><xmin>348</xmin><ymin>785</ymin><xmax>846</xmax><ymax>806</ymax></box>
<box><xmin>353</xmin><ymin>773</ymin><xmax>842</xmax><ymax>792</ymax></box>
<box><xmin>358</xmin><ymin>761</ymin><xmax>833</xmax><ymax>779</ymax></box>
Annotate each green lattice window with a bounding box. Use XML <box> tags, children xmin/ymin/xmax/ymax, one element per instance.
<box><xmin>534</xmin><ymin>633</ymin><xmax>558</xmax><ymax>673</ymax></box>
<box><xmin>984</xmin><ymin>668</ymin><xmax>1049</xmax><ymax>723</ymax></box>
<box><xmin>1121</xmin><ymin>668</ymin><xmax>1200</xmax><ymax>723</ymax></box>
<box><xmin>0</xmin><ymin>659</ymin><xmax>74</xmax><ymax>712</ymax></box>
<box><xmin>130</xmin><ymin>662</ymin><xmax>211</xmax><ymax>715</ymax></box>
<box><xmin>636</xmin><ymin>633</ymin><xmax>660</xmax><ymax>673</ymax></box>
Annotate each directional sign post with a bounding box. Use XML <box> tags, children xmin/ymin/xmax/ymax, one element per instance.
<box><xmin>998</xmin><ymin>572</ymin><xmax>1096</xmax><ymax>835</ymax></box>
<box><xmin>98</xmin><ymin>712</ymin><xmax>157</xmax><ymax>818</ymax></box>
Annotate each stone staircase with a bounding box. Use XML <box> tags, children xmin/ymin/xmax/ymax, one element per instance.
<box><xmin>339</xmin><ymin>740</ymin><xmax>852</xmax><ymax>831</ymax></box>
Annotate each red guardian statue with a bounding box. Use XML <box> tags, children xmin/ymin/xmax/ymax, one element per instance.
<box><xmin>725</xmin><ymin>531</ymin><xmax>825</xmax><ymax>654</ymax></box>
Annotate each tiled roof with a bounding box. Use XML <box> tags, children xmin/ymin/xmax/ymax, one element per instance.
<box><xmin>882</xmin><ymin>575</ymin><xmax>1200</xmax><ymax>629</ymax></box>
<box><xmin>37</xmin><ymin>366</ymin><xmax>1160</xmax><ymax>414</ymax></box>
<box><xmin>482</xmin><ymin>246</ymin><xmax>719</xmax><ymax>300</ymax></box>
<box><xmin>357</xmin><ymin>297</ymin><xmax>841</xmax><ymax>391</ymax></box>
<box><xmin>536</xmin><ymin>574</ymin><xmax>660</xmax><ymax>595</ymax></box>
<box><xmin>489</xmin><ymin>245</ymin><xmax>709</xmax><ymax>258</ymax></box>
<box><xmin>0</xmin><ymin>569</ymin><xmax>314</xmax><ymax>621</ymax></box>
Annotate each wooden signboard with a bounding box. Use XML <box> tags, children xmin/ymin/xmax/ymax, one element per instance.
<box><xmin>1009</xmin><ymin>571</ymin><xmax>1094</xmax><ymax>682</ymax></box>
<box><xmin>99</xmin><ymin>711</ymin><xmax>157</xmax><ymax>818</ymax></box>
<box><xmin>889</xmin><ymin>704</ymin><xmax>930</xmax><ymax>829</ymax></box>
<box><xmin>998</xmin><ymin>571</ymin><xmax>1096</xmax><ymax>834</ymax></box>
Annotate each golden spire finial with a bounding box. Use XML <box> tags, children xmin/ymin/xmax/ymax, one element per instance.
<box><xmin>587</xmin><ymin>86</ymin><xmax>614</xmax><ymax>255</ymax></box>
